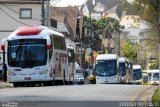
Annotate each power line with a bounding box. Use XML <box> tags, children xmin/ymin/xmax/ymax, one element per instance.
<box><xmin>2</xmin><ymin>4</ymin><xmax>41</xmax><ymax>21</ymax></box>
<box><xmin>0</xmin><ymin>7</ymin><xmax>28</xmax><ymax>25</ymax></box>
<box><xmin>50</xmin><ymin>0</ymin><xmax>61</xmax><ymax>6</ymax></box>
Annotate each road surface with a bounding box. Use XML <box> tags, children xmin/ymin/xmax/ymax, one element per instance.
<box><xmin>0</xmin><ymin>84</ymin><xmax>156</xmax><ymax>107</ymax></box>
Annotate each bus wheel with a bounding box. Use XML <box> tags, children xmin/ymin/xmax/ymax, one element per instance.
<box><xmin>63</xmin><ymin>70</ymin><xmax>66</xmax><ymax>85</ymax></box>
<box><xmin>13</xmin><ymin>83</ymin><xmax>19</xmax><ymax>87</ymax></box>
<box><xmin>43</xmin><ymin>81</ymin><xmax>54</xmax><ymax>86</ymax></box>
<box><xmin>19</xmin><ymin>83</ymin><xmax>25</xmax><ymax>87</ymax></box>
<box><xmin>50</xmin><ymin>80</ymin><xmax>54</xmax><ymax>86</ymax></box>
<box><xmin>69</xmin><ymin>81</ymin><xmax>73</xmax><ymax>85</ymax></box>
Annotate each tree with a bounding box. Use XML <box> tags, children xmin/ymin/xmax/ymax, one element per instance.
<box><xmin>83</xmin><ymin>16</ymin><xmax>124</xmax><ymax>53</ymax></box>
<box><xmin>123</xmin><ymin>42</ymin><xmax>137</xmax><ymax>61</ymax></box>
<box><xmin>149</xmin><ymin>59</ymin><xmax>159</xmax><ymax>69</ymax></box>
<box><xmin>149</xmin><ymin>62</ymin><xmax>159</xmax><ymax>69</ymax></box>
<box><xmin>84</xmin><ymin>16</ymin><xmax>124</xmax><ymax>37</ymax></box>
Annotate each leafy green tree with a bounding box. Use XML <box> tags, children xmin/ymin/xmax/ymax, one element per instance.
<box><xmin>149</xmin><ymin>60</ymin><xmax>159</xmax><ymax>69</ymax></box>
<box><xmin>123</xmin><ymin>42</ymin><xmax>137</xmax><ymax>61</ymax></box>
<box><xmin>84</xmin><ymin>16</ymin><xmax>124</xmax><ymax>34</ymax></box>
<box><xmin>83</xmin><ymin>16</ymin><xmax>124</xmax><ymax>53</ymax></box>
<box><xmin>149</xmin><ymin>63</ymin><xmax>159</xmax><ymax>69</ymax></box>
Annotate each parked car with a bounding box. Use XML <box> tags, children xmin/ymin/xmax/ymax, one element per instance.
<box><xmin>74</xmin><ymin>73</ymin><xmax>84</xmax><ymax>84</ymax></box>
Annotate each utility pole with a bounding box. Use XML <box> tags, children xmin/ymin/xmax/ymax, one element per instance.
<box><xmin>89</xmin><ymin>10</ymin><xmax>92</xmax><ymax>38</ymax></box>
<box><xmin>88</xmin><ymin>10</ymin><xmax>92</xmax><ymax>69</ymax></box>
<box><xmin>107</xmin><ymin>29</ymin><xmax>110</xmax><ymax>54</ymax></box>
<box><xmin>145</xmin><ymin>49</ymin><xmax>147</xmax><ymax>70</ymax></box>
<box><xmin>41</xmin><ymin>0</ymin><xmax>45</xmax><ymax>26</ymax></box>
<box><xmin>46</xmin><ymin>0</ymin><xmax>50</xmax><ymax>27</ymax></box>
<box><xmin>159</xmin><ymin>44</ymin><xmax>160</xmax><ymax>94</ymax></box>
<box><xmin>80</xmin><ymin>14</ymin><xmax>83</xmax><ymax>69</ymax></box>
<box><xmin>118</xmin><ymin>31</ymin><xmax>120</xmax><ymax>56</ymax></box>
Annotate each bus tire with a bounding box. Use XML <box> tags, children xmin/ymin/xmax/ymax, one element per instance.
<box><xmin>43</xmin><ymin>81</ymin><xmax>54</xmax><ymax>86</ymax></box>
<box><xmin>13</xmin><ymin>83</ymin><xmax>19</xmax><ymax>87</ymax></box>
<box><xmin>19</xmin><ymin>82</ymin><xmax>25</xmax><ymax>87</ymax></box>
<box><xmin>63</xmin><ymin>70</ymin><xmax>66</xmax><ymax>85</ymax></box>
<box><xmin>68</xmin><ymin>75</ymin><xmax>73</xmax><ymax>85</ymax></box>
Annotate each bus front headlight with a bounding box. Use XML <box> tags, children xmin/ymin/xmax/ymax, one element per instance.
<box><xmin>39</xmin><ymin>70</ymin><xmax>48</xmax><ymax>75</ymax></box>
<box><xmin>8</xmin><ymin>71</ymin><xmax>16</xmax><ymax>76</ymax></box>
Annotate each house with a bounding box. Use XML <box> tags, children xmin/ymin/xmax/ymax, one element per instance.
<box><xmin>83</xmin><ymin>0</ymin><xmax>124</xmax><ymax>53</ymax></box>
<box><xmin>0</xmin><ymin>0</ymin><xmax>42</xmax><ymax>39</ymax></box>
<box><xmin>50</xmin><ymin>6</ymin><xmax>85</xmax><ymax>63</ymax></box>
<box><xmin>120</xmin><ymin>13</ymin><xmax>148</xmax><ymax>44</ymax></box>
<box><xmin>84</xmin><ymin>0</ymin><xmax>148</xmax><ymax>52</ymax></box>
<box><xmin>84</xmin><ymin>0</ymin><xmax>123</xmax><ymax>20</ymax></box>
<box><xmin>0</xmin><ymin>0</ymin><xmax>43</xmax><ymax>58</ymax></box>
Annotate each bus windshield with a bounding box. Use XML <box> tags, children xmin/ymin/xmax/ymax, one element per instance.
<box><xmin>96</xmin><ymin>60</ymin><xmax>117</xmax><ymax>77</ymax></box>
<box><xmin>119</xmin><ymin>62</ymin><xmax>126</xmax><ymax>76</ymax></box>
<box><xmin>133</xmin><ymin>69</ymin><xmax>142</xmax><ymax>80</ymax></box>
<box><xmin>8</xmin><ymin>39</ymin><xmax>47</xmax><ymax>68</ymax></box>
<box><xmin>153</xmin><ymin>73</ymin><xmax>159</xmax><ymax>81</ymax></box>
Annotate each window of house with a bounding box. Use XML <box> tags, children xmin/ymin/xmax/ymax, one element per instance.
<box><xmin>20</xmin><ymin>8</ymin><xmax>32</xmax><ymax>19</ymax></box>
<box><xmin>139</xmin><ymin>32</ymin><xmax>144</xmax><ymax>36</ymax></box>
<box><xmin>50</xmin><ymin>19</ymin><xmax>57</xmax><ymax>28</ymax></box>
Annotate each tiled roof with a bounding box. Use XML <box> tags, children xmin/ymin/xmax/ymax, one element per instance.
<box><xmin>87</xmin><ymin>0</ymin><xmax>119</xmax><ymax>11</ymax></box>
<box><xmin>86</xmin><ymin>0</ymin><xmax>124</xmax><ymax>19</ymax></box>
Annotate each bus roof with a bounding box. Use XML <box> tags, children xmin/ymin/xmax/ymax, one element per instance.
<box><xmin>133</xmin><ymin>65</ymin><xmax>142</xmax><ymax>69</ymax></box>
<box><xmin>6</xmin><ymin>25</ymin><xmax>64</xmax><ymax>40</ymax></box>
<box><xmin>40</xmin><ymin>26</ymin><xmax>64</xmax><ymax>37</ymax></box>
<box><xmin>146</xmin><ymin>69</ymin><xmax>159</xmax><ymax>73</ymax></box>
<box><xmin>118</xmin><ymin>57</ymin><xmax>126</xmax><ymax>62</ymax></box>
<box><xmin>96</xmin><ymin>54</ymin><xmax>118</xmax><ymax>60</ymax></box>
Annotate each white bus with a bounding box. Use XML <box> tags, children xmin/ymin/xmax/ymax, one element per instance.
<box><xmin>132</xmin><ymin>65</ymin><xmax>143</xmax><ymax>84</ymax></box>
<box><xmin>1</xmin><ymin>25</ymin><xmax>71</xmax><ymax>87</ymax></box>
<box><xmin>95</xmin><ymin>54</ymin><xmax>119</xmax><ymax>84</ymax></box>
<box><xmin>118</xmin><ymin>57</ymin><xmax>128</xmax><ymax>83</ymax></box>
<box><xmin>148</xmin><ymin>69</ymin><xmax>159</xmax><ymax>85</ymax></box>
<box><xmin>67</xmin><ymin>45</ymin><xmax>76</xmax><ymax>84</ymax></box>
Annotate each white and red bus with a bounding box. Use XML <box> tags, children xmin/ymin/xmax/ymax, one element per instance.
<box><xmin>1</xmin><ymin>25</ymin><xmax>73</xmax><ymax>87</ymax></box>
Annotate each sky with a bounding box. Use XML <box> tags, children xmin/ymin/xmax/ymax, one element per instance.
<box><xmin>50</xmin><ymin>0</ymin><xmax>88</xmax><ymax>7</ymax></box>
<box><xmin>50</xmin><ymin>0</ymin><xmax>133</xmax><ymax>7</ymax></box>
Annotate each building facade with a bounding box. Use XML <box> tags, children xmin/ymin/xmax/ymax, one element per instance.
<box><xmin>0</xmin><ymin>0</ymin><xmax>42</xmax><ymax>57</ymax></box>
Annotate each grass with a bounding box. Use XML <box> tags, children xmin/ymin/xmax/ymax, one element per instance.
<box><xmin>143</xmin><ymin>82</ymin><xmax>150</xmax><ymax>85</ymax></box>
<box><xmin>152</xmin><ymin>88</ymin><xmax>160</xmax><ymax>107</ymax></box>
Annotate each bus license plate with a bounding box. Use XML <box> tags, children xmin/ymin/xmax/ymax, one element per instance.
<box><xmin>24</xmin><ymin>77</ymin><xmax>31</xmax><ymax>80</ymax></box>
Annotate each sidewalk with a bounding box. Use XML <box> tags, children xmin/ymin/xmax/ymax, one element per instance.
<box><xmin>0</xmin><ymin>81</ymin><xmax>13</xmax><ymax>89</ymax></box>
<box><xmin>135</xmin><ymin>85</ymin><xmax>158</xmax><ymax>106</ymax></box>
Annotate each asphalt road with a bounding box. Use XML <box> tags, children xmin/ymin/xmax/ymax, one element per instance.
<box><xmin>0</xmin><ymin>84</ymin><xmax>155</xmax><ymax>107</ymax></box>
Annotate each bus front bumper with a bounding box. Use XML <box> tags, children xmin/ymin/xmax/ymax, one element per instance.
<box><xmin>7</xmin><ymin>73</ymin><xmax>53</xmax><ymax>83</ymax></box>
